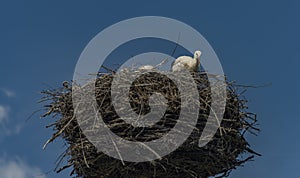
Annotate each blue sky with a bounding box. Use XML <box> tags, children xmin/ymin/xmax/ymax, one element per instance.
<box><xmin>0</xmin><ymin>0</ymin><xmax>299</xmax><ymax>178</ymax></box>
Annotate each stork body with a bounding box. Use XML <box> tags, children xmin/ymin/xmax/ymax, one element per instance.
<box><xmin>171</xmin><ymin>50</ymin><xmax>202</xmax><ymax>72</ymax></box>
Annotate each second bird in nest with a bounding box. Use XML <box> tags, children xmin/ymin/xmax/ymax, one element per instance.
<box><xmin>136</xmin><ymin>50</ymin><xmax>202</xmax><ymax>73</ymax></box>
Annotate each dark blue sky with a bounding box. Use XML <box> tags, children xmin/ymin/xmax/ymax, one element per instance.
<box><xmin>0</xmin><ymin>0</ymin><xmax>299</xmax><ymax>177</ymax></box>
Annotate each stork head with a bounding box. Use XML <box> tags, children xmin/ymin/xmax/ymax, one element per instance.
<box><xmin>194</xmin><ymin>50</ymin><xmax>202</xmax><ymax>60</ymax></box>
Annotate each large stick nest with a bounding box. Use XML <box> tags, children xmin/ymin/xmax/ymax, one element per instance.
<box><xmin>41</xmin><ymin>69</ymin><xmax>260</xmax><ymax>178</ymax></box>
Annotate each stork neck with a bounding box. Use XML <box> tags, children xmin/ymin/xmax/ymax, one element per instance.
<box><xmin>195</xmin><ymin>57</ymin><xmax>200</xmax><ymax>66</ymax></box>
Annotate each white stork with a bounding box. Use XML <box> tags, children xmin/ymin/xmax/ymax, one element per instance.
<box><xmin>137</xmin><ymin>65</ymin><xmax>155</xmax><ymax>72</ymax></box>
<box><xmin>171</xmin><ymin>50</ymin><xmax>202</xmax><ymax>72</ymax></box>
<box><xmin>138</xmin><ymin>65</ymin><xmax>155</xmax><ymax>71</ymax></box>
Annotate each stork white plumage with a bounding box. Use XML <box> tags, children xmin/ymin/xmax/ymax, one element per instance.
<box><xmin>138</xmin><ymin>65</ymin><xmax>154</xmax><ymax>71</ymax></box>
<box><xmin>171</xmin><ymin>50</ymin><xmax>202</xmax><ymax>72</ymax></box>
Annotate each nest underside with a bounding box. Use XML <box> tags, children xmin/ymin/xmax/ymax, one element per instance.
<box><xmin>41</xmin><ymin>71</ymin><xmax>259</xmax><ymax>178</ymax></box>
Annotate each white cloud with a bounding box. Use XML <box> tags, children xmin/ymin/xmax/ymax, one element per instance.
<box><xmin>0</xmin><ymin>88</ymin><xmax>15</xmax><ymax>97</ymax></box>
<box><xmin>0</xmin><ymin>157</ymin><xmax>46</xmax><ymax>178</ymax></box>
<box><xmin>0</xmin><ymin>105</ymin><xmax>9</xmax><ymax>123</ymax></box>
<box><xmin>2</xmin><ymin>123</ymin><xmax>23</xmax><ymax>136</ymax></box>
<box><xmin>0</xmin><ymin>105</ymin><xmax>23</xmax><ymax>137</ymax></box>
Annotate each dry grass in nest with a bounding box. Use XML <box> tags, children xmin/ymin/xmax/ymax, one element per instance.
<box><xmin>41</xmin><ymin>69</ymin><xmax>260</xmax><ymax>178</ymax></box>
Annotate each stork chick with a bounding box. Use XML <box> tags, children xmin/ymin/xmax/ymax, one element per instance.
<box><xmin>171</xmin><ymin>50</ymin><xmax>202</xmax><ymax>72</ymax></box>
<box><xmin>138</xmin><ymin>65</ymin><xmax>155</xmax><ymax>71</ymax></box>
